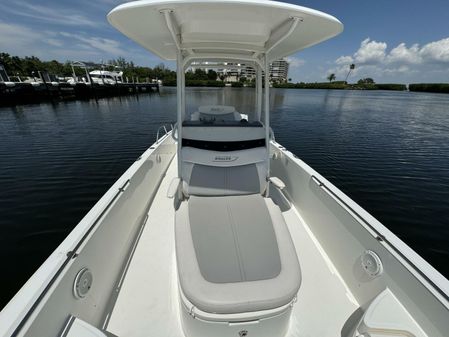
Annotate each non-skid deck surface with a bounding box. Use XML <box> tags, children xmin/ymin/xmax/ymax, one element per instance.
<box><xmin>107</xmin><ymin>159</ymin><xmax>358</xmax><ymax>337</ymax></box>
<box><xmin>283</xmin><ymin>208</ymin><xmax>359</xmax><ymax>336</ymax></box>
<box><xmin>107</xmin><ymin>160</ymin><xmax>183</xmax><ymax>337</ymax></box>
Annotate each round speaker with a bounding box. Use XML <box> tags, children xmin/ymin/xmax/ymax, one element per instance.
<box><xmin>73</xmin><ymin>267</ymin><xmax>93</xmax><ymax>299</ymax></box>
<box><xmin>361</xmin><ymin>250</ymin><xmax>383</xmax><ymax>278</ymax></box>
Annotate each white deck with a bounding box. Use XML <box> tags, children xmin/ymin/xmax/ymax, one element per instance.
<box><xmin>106</xmin><ymin>158</ymin><xmax>359</xmax><ymax>337</ymax></box>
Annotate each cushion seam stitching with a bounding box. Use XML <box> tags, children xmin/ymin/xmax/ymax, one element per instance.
<box><xmin>226</xmin><ymin>199</ymin><xmax>246</xmax><ymax>282</ymax></box>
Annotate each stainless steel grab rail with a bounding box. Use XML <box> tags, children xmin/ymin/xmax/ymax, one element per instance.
<box><xmin>171</xmin><ymin>123</ymin><xmax>178</xmax><ymax>141</ymax></box>
<box><xmin>269</xmin><ymin>127</ymin><xmax>275</xmax><ymax>142</ymax></box>
<box><xmin>156</xmin><ymin>125</ymin><xmax>168</xmax><ymax>143</ymax></box>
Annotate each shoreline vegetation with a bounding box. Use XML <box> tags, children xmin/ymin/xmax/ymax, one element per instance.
<box><xmin>1</xmin><ymin>53</ymin><xmax>449</xmax><ymax>94</ymax></box>
<box><xmin>272</xmin><ymin>81</ymin><xmax>406</xmax><ymax>91</ymax></box>
<box><xmin>273</xmin><ymin>81</ymin><xmax>449</xmax><ymax>93</ymax></box>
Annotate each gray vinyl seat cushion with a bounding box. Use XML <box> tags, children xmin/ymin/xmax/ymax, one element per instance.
<box><xmin>175</xmin><ymin>194</ymin><xmax>301</xmax><ymax>314</ymax></box>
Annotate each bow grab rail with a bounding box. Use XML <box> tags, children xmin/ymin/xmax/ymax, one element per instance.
<box><xmin>269</xmin><ymin>127</ymin><xmax>275</xmax><ymax>142</ymax></box>
<box><xmin>171</xmin><ymin>123</ymin><xmax>178</xmax><ymax>141</ymax></box>
<box><xmin>156</xmin><ymin>125</ymin><xmax>169</xmax><ymax>143</ymax></box>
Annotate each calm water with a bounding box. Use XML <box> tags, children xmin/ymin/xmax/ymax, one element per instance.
<box><xmin>1</xmin><ymin>88</ymin><xmax>448</xmax><ymax>308</ymax></box>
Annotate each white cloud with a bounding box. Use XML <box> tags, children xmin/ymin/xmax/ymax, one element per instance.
<box><xmin>335</xmin><ymin>55</ymin><xmax>354</xmax><ymax>65</ymax></box>
<box><xmin>0</xmin><ymin>1</ymin><xmax>100</xmax><ymax>27</ymax></box>
<box><xmin>96</xmin><ymin>0</ymin><xmax>134</xmax><ymax>4</ymax></box>
<box><xmin>45</xmin><ymin>39</ymin><xmax>65</xmax><ymax>47</ymax></box>
<box><xmin>354</xmin><ymin>38</ymin><xmax>387</xmax><ymax>64</ymax></box>
<box><xmin>387</xmin><ymin>43</ymin><xmax>421</xmax><ymax>64</ymax></box>
<box><xmin>286</xmin><ymin>57</ymin><xmax>305</xmax><ymax>68</ymax></box>
<box><xmin>59</xmin><ymin>32</ymin><xmax>123</xmax><ymax>56</ymax></box>
<box><xmin>0</xmin><ymin>21</ymin><xmax>45</xmax><ymax>52</ymax></box>
<box><xmin>81</xmin><ymin>0</ymin><xmax>134</xmax><ymax>12</ymax></box>
<box><xmin>329</xmin><ymin>37</ymin><xmax>449</xmax><ymax>83</ymax></box>
<box><xmin>0</xmin><ymin>19</ymin><xmax>165</xmax><ymax>70</ymax></box>
<box><xmin>0</xmin><ymin>21</ymin><xmax>122</xmax><ymax>62</ymax></box>
<box><xmin>420</xmin><ymin>37</ymin><xmax>449</xmax><ymax>63</ymax></box>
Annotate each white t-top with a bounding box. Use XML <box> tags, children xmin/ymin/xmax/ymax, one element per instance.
<box><xmin>107</xmin><ymin>0</ymin><xmax>343</xmax><ymax>62</ymax></box>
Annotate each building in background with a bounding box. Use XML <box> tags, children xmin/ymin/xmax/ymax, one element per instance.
<box><xmin>189</xmin><ymin>62</ymin><xmax>246</xmax><ymax>82</ymax></box>
<box><xmin>217</xmin><ymin>63</ymin><xmax>241</xmax><ymax>82</ymax></box>
<box><xmin>269</xmin><ymin>59</ymin><xmax>289</xmax><ymax>83</ymax></box>
<box><xmin>188</xmin><ymin>59</ymin><xmax>289</xmax><ymax>84</ymax></box>
<box><xmin>241</xmin><ymin>65</ymin><xmax>256</xmax><ymax>81</ymax></box>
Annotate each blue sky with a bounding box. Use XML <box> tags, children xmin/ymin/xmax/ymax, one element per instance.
<box><xmin>0</xmin><ymin>0</ymin><xmax>448</xmax><ymax>83</ymax></box>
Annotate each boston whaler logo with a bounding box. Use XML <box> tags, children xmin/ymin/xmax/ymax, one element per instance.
<box><xmin>213</xmin><ymin>155</ymin><xmax>238</xmax><ymax>162</ymax></box>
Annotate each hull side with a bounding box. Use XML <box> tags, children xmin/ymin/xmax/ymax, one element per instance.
<box><xmin>0</xmin><ymin>134</ymin><xmax>176</xmax><ymax>337</ymax></box>
<box><xmin>270</xmin><ymin>141</ymin><xmax>449</xmax><ymax>337</ymax></box>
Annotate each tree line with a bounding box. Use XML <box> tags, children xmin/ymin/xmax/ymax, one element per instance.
<box><xmin>3</xmin><ymin>54</ymin><xmax>447</xmax><ymax>93</ymax></box>
<box><xmin>274</xmin><ymin>79</ymin><xmax>407</xmax><ymax>91</ymax></box>
<box><xmin>0</xmin><ymin>53</ymin><xmax>219</xmax><ymax>84</ymax></box>
<box><xmin>0</xmin><ymin>53</ymin><xmax>178</xmax><ymax>82</ymax></box>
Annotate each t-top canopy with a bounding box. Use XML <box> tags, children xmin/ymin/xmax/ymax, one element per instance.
<box><xmin>108</xmin><ymin>0</ymin><xmax>343</xmax><ymax>63</ymax></box>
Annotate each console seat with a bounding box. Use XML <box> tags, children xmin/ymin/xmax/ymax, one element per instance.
<box><xmin>174</xmin><ymin>126</ymin><xmax>301</xmax><ymax>337</ymax></box>
<box><xmin>175</xmin><ymin>193</ymin><xmax>301</xmax><ymax>314</ymax></box>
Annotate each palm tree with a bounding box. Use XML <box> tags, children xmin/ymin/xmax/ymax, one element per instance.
<box><xmin>327</xmin><ymin>73</ymin><xmax>336</xmax><ymax>82</ymax></box>
<box><xmin>344</xmin><ymin>64</ymin><xmax>355</xmax><ymax>83</ymax></box>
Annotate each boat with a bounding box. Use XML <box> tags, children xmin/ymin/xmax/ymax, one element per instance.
<box><xmin>88</xmin><ymin>70</ymin><xmax>124</xmax><ymax>85</ymax></box>
<box><xmin>1</xmin><ymin>1</ymin><xmax>448</xmax><ymax>337</ymax></box>
<box><xmin>67</xmin><ymin>69</ymin><xmax>124</xmax><ymax>85</ymax></box>
<box><xmin>0</xmin><ymin>64</ymin><xmax>15</xmax><ymax>87</ymax></box>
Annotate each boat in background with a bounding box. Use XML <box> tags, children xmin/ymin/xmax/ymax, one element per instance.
<box><xmin>0</xmin><ymin>1</ymin><xmax>448</xmax><ymax>337</ymax></box>
<box><xmin>0</xmin><ymin>64</ymin><xmax>15</xmax><ymax>87</ymax></box>
<box><xmin>88</xmin><ymin>70</ymin><xmax>124</xmax><ymax>85</ymax></box>
<box><xmin>66</xmin><ymin>70</ymin><xmax>123</xmax><ymax>85</ymax></box>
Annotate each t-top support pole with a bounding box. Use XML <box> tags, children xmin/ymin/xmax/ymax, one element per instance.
<box><xmin>176</xmin><ymin>51</ymin><xmax>184</xmax><ymax>177</ymax></box>
<box><xmin>256</xmin><ymin>64</ymin><xmax>262</xmax><ymax>121</ymax></box>
<box><xmin>264</xmin><ymin>56</ymin><xmax>270</xmax><ymax>180</ymax></box>
<box><xmin>162</xmin><ymin>9</ymin><xmax>185</xmax><ymax>177</ymax></box>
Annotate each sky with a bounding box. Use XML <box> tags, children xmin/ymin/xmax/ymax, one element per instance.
<box><xmin>0</xmin><ymin>0</ymin><xmax>449</xmax><ymax>83</ymax></box>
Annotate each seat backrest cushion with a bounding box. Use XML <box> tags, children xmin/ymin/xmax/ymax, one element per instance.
<box><xmin>181</xmin><ymin>146</ymin><xmax>268</xmax><ymax>196</ymax></box>
<box><xmin>182</xmin><ymin>125</ymin><xmax>265</xmax><ymax>142</ymax></box>
<box><xmin>187</xmin><ymin>163</ymin><xmax>261</xmax><ymax>196</ymax></box>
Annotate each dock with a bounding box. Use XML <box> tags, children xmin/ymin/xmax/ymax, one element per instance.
<box><xmin>0</xmin><ymin>82</ymin><xmax>159</xmax><ymax>106</ymax></box>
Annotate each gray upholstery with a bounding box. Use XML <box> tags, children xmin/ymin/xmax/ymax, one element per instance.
<box><xmin>188</xmin><ymin>163</ymin><xmax>261</xmax><ymax>196</ymax></box>
<box><xmin>175</xmin><ymin>111</ymin><xmax>300</xmax><ymax>315</ymax></box>
<box><xmin>175</xmin><ymin>194</ymin><xmax>301</xmax><ymax>314</ymax></box>
<box><xmin>189</xmin><ymin>195</ymin><xmax>281</xmax><ymax>283</ymax></box>
<box><xmin>180</xmin><ymin>147</ymin><xmax>268</xmax><ymax>197</ymax></box>
<box><xmin>182</xmin><ymin>125</ymin><xmax>265</xmax><ymax>142</ymax></box>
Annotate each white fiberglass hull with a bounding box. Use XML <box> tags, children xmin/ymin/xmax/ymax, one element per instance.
<box><xmin>0</xmin><ymin>134</ymin><xmax>448</xmax><ymax>337</ymax></box>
